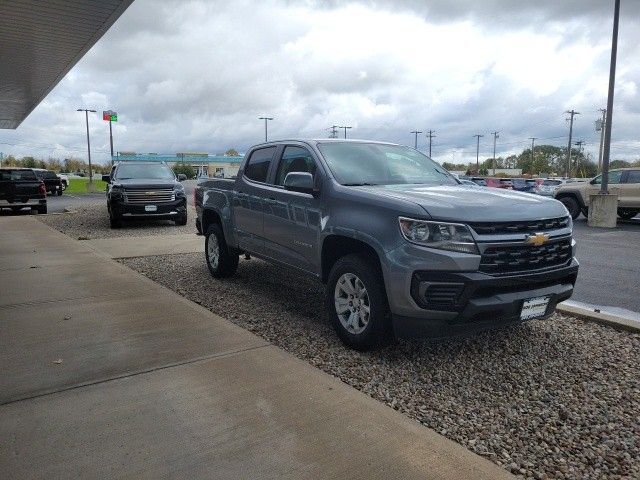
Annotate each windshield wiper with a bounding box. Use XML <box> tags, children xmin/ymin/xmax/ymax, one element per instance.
<box><xmin>342</xmin><ymin>182</ymin><xmax>378</xmax><ymax>186</ymax></box>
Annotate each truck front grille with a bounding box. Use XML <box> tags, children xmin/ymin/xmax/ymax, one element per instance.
<box><xmin>123</xmin><ymin>188</ymin><xmax>175</xmax><ymax>204</ymax></box>
<box><xmin>469</xmin><ymin>217</ymin><xmax>570</xmax><ymax>235</ymax></box>
<box><xmin>480</xmin><ymin>238</ymin><xmax>572</xmax><ymax>274</ymax></box>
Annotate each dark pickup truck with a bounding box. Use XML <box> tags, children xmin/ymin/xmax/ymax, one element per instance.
<box><xmin>0</xmin><ymin>168</ymin><xmax>47</xmax><ymax>214</ymax></box>
<box><xmin>196</xmin><ymin>139</ymin><xmax>578</xmax><ymax>350</ymax></box>
<box><xmin>33</xmin><ymin>169</ymin><xmax>64</xmax><ymax>196</ymax></box>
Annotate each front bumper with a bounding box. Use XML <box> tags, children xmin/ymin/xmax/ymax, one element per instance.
<box><xmin>110</xmin><ymin>197</ymin><xmax>186</xmax><ymax>219</ymax></box>
<box><xmin>390</xmin><ymin>259</ymin><xmax>579</xmax><ymax>339</ymax></box>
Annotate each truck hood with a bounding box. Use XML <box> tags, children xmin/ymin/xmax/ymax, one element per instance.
<box><xmin>354</xmin><ymin>184</ymin><xmax>568</xmax><ymax>222</ymax></box>
<box><xmin>113</xmin><ymin>178</ymin><xmax>179</xmax><ymax>189</ymax></box>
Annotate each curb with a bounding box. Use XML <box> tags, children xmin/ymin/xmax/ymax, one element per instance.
<box><xmin>557</xmin><ymin>303</ymin><xmax>640</xmax><ymax>333</ymax></box>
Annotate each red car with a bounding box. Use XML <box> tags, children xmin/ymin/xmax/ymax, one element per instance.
<box><xmin>485</xmin><ymin>177</ymin><xmax>513</xmax><ymax>189</ymax></box>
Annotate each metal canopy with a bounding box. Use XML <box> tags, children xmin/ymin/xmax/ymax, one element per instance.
<box><xmin>0</xmin><ymin>0</ymin><xmax>134</xmax><ymax>129</ymax></box>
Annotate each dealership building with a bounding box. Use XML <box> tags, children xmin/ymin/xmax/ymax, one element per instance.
<box><xmin>114</xmin><ymin>152</ymin><xmax>244</xmax><ymax>178</ymax></box>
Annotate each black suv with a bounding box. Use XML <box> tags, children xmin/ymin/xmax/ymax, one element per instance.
<box><xmin>103</xmin><ymin>161</ymin><xmax>188</xmax><ymax>229</ymax></box>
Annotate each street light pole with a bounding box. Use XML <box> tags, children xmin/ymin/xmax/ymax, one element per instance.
<box><xmin>491</xmin><ymin>131</ymin><xmax>499</xmax><ymax>175</ymax></box>
<box><xmin>258</xmin><ymin>117</ymin><xmax>273</xmax><ymax>142</ymax></box>
<box><xmin>77</xmin><ymin>108</ymin><xmax>96</xmax><ymax>183</ymax></box>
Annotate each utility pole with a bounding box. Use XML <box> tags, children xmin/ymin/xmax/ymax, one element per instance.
<box><xmin>258</xmin><ymin>117</ymin><xmax>273</xmax><ymax>142</ymax></box>
<box><xmin>426</xmin><ymin>130</ymin><xmax>436</xmax><ymax>157</ymax></box>
<box><xmin>77</xmin><ymin>108</ymin><xmax>96</xmax><ymax>183</ymax></box>
<box><xmin>410</xmin><ymin>130</ymin><xmax>422</xmax><ymax>149</ymax></box>
<box><xmin>601</xmin><ymin>0</ymin><xmax>620</xmax><ymax>194</ymax></box>
<box><xmin>565</xmin><ymin>110</ymin><xmax>579</xmax><ymax>177</ymax></box>
<box><xmin>491</xmin><ymin>131</ymin><xmax>499</xmax><ymax>175</ymax></box>
<box><xmin>338</xmin><ymin>126</ymin><xmax>352</xmax><ymax>139</ymax></box>
<box><xmin>529</xmin><ymin>137</ymin><xmax>537</xmax><ymax>171</ymax></box>
<box><xmin>596</xmin><ymin>109</ymin><xmax>606</xmax><ymax>172</ymax></box>
<box><xmin>574</xmin><ymin>140</ymin><xmax>584</xmax><ymax>176</ymax></box>
<box><xmin>328</xmin><ymin>125</ymin><xmax>339</xmax><ymax>138</ymax></box>
<box><xmin>473</xmin><ymin>134</ymin><xmax>483</xmax><ymax>173</ymax></box>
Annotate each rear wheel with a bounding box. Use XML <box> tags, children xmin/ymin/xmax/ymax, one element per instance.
<box><xmin>205</xmin><ymin>224</ymin><xmax>238</xmax><ymax>278</ymax></box>
<box><xmin>558</xmin><ymin>196</ymin><xmax>581</xmax><ymax>220</ymax></box>
<box><xmin>325</xmin><ymin>253</ymin><xmax>391</xmax><ymax>351</ymax></box>
<box><xmin>56</xmin><ymin>188</ymin><xmax>63</xmax><ymax>196</ymax></box>
<box><xmin>618</xmin><ymin>209</ymin><xmax>639</xmax><ymax>220</ymax></box>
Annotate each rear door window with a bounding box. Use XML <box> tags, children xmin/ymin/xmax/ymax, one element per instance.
<box><xmin>0</xmin><ymin>169</ymin><xmax>37</xmax><ymax>181</ymax></box>
<box><xmin>244</xmin><ymin>147</ymin><xmax>276</xmax><ymax>183</ymax></box>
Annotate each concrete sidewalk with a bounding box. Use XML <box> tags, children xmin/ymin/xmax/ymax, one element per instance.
<box><xmin>0</xmin><ymin>216</ymin><xmax>513</xmax><ymax>479</ymax></box>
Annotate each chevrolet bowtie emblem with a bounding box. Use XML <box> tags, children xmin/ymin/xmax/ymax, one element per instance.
<box><xmin>526</xmin><ymin>233</ymin><xmax>550</xmax><ymax>247</ymax></box>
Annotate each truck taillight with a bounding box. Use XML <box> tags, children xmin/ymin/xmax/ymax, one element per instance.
<box><xmin>38</xmin><ymin>182</ymin><xmax>46</xmax><ymax>195</ymax></box>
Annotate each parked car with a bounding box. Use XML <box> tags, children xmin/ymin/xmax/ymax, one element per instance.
<box><xmin>196</xmin><ymin>139</ymin><xmax>578</xmax><ymax>350</ymax></box>
<box><xmin>103</xmin><ymin>161</ymin><xmax>188</xmax><ymax>228</ymax></box>
<box><xmin>535</xmin><ymin>178</ymin><xmax>570</xmax><ymax>197</ymax></box>
<box><xmin>469</xmin><ymin>177</ymin><xmax>487</xmax><ymax>186</ymax></box>
<box><xmin>0</xmin><ymin>168</ymin><xmax>47</xmax><ymax>214</ymax></box>
<box><xmin>511</xmin><ymin>178</ymin><xmax>540</xmax><ymax>193</ymax></box>
<box><xmin>485</xmin><ymin>177</ymin><xmax>513</xmax><ymax>189</ymax></box>
<box><xmin>554</xmin><ymin>168</ymin><xmax>640</xmax><ymax>220</ymax></box>
<box><xmin>33</xmin><ymin>168</ymin><xmax>63</xmax><ymax>195</ymax></box>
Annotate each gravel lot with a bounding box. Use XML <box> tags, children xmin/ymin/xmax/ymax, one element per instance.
<box><xmin>121</xmin><ymin>253</ymin><xmax>639</xmax><ymax>480</ymax></box>
<box><xmin>38</xmin><ymin>203</ymin><xmax>196</xmax><ymax>239</ymax></box>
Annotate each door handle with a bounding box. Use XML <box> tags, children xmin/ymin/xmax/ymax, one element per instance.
<box><xmin>265</xmin><ymin>197</ymin><xmax>277</xmax><ymax>204</ymax></box>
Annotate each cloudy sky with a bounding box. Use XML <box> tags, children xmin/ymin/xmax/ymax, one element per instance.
<box><xmin>1</xmin><ymin>0</ymin><xmax>639</xmax><ymax>166</ymax></box>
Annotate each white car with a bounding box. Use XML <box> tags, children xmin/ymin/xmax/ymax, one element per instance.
<box><xmin>534</xmin><ymin>178</ymin><xmax>570</xmax><ymax>196</ymax></box>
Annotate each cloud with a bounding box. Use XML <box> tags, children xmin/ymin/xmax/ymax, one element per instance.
<box><xmin>1</xmin><ymin>0</ymin><xmax>639</xmax><ymax>164</ymax></box>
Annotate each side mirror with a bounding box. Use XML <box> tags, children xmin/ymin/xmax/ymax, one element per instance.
<box><xmin>284</xmin><ymin>172</ymin><xmax>315</xmax><ymax>195</ymax></box>
<box><xmin>177</xmin><ymin>174</ymin><xmax>187</xmax><ymax>181</ymax></box>
<box><xmin>101</xmin><ymin>174</ymin><xmax>111</xmax><ymax>183</ymax></box>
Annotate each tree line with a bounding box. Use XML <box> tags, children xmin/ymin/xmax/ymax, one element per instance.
<box><xmin>0</xmin><ymin>155</ymin><xmax>112</xmax><ymax>174</ymax></box>
<box><xmin>441</xmin><ymin>144</ymin><xmax>640</xmax><ymax>177</ymax></box>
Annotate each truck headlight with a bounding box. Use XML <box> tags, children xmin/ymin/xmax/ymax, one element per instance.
<box><xmin>398</xmin><ymin>217</ymin><xmax>478</xmax><ymax>254</ymax></box>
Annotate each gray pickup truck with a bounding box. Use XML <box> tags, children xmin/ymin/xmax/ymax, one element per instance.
<box><xmin>195</xmin><ymin>139</ymin><xmax>578</xmax><ymax>350</ymax></box>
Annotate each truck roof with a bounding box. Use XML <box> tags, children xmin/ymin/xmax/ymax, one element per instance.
<box><xmin>250</xmin><ymin>138</ymin><xmax>401</xmax><ymax>148</ymax></box>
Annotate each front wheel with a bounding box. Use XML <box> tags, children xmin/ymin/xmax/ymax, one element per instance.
<box><xmin>56</xmin><ymin>188</ymin><xmax>63</xmax><ymax>196</ymax></box>
<box><xmin>36</xmin><ymin>205</ymin><xmax>47</xmax><ymax>215</ymax></box>
<box><xmin>205</xmin><ymin>224</ymin><xmax>238</xmax><ymax>278</ymax></box>
<box><xmin>175</xmin><ymin>211</ymin><xmax>188</xmax><ymax>226</ymax></box>
<box><xmin>618</xmin><ymin>209</ymin><xmax>639</xmax><ymax>220</ymax></box>
<box><xmin>325</xmin><ymin>253</ymin><xmax>391</xmax><ymax>351</ymax></box>
<box><xmin>108</xmin><ymin>206</ymin><xmax>121</xmax><ymax>229</ymax></box>
<box><xmin>558</xmin><ymin>196</ymin><xmax>581</xmax><ymax>220</ymax></box>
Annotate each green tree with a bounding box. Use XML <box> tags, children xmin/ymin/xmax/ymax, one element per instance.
<box><xmin>172</xmin><ymin>163</ymin><xmax>196</xmax><ymax>179</ymax></box>
<box><xmin>225</xmin><ymin>148</ymin><xmax>239</xmax><ymax>157</ymax></box>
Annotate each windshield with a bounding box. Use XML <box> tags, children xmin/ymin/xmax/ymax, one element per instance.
<box><xmin>543</xmin><ymin>180</ymin><xmax>561</xmax><ymax>186</ymax></box>
<box><xmin>317</xmin><ymin>142</ymin><xmax>457</xmax><ymax>186</ymax></box>
<box><xmin>114</xmin><ymin>163</ymin><xmax>175</xmax><ymax>180</ymax></box>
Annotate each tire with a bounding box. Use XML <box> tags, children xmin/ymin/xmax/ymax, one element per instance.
<box><xmin>195</xmin><ymin>218</ymin><xmax>202</xmax><ymax>235</ymax></box>
<box><xmin>61</xmin><ymin>182</ymin><xmax>67</xmax><ymax>191</ymax></box>
<box><xmin>108</xmin><ymin>206</ymin><xmax>121</xmax><ymax>229</ymax></box>
<box><xmin>558</xmin><ymin>195</ymin><xmax>581</xmax><ymax>220</ymax></box>
<box><xmin>325</xmin><ymin>253</ymin><xmax>391</xmax><ymax>351</ymax></box>
<box><xmin>36</xmin><ymin>205</ymin><xmax>47</xmax><ymax>215</ymax></box>
<box><xmin>618</xmin><ymin>209</ymin><xmax>639</xmax><ymax>220</ymax></box>
<box><xmin>581</xmin><ymin>207</ymin><xmax>589</xmax><ymax>218</ymax></box>
<box><xmin>205</xmin><ymin>224</ymin><xmax>238</xmax><ymax>278</ymax></box>
<box><xmin>56</xmin><ymin>188</ymin><xmax>63</xmax><ymax>196</ymax></box>
<box><xmin>175</xmin><ymin>211</ymin><xmax>188</xmax><ymax>226</ymax></box>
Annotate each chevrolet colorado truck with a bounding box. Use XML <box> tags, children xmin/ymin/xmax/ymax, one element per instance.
<box><xmin>0</xmin><ymin>168</ymin><xmax>47</xmax><ymax>214</ymax></box>
<box><xmin>196</xmin><ymin>140</ymin><xmax>578</xmax><ymax>350</ymax></box>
